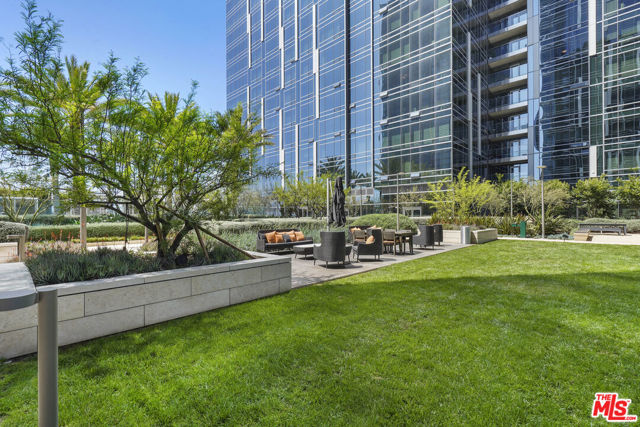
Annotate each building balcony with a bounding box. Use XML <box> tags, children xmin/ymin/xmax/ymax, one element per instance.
<box><xmin>480</xmin><ymin>155</ymin><xmax>528</xmax><ymax>166</ymax></box>
<box><xmin>488</xmin><ymin>100</ymin><xmax>527</xmax><ymax>118</ymax></box>
<box><xmin>488</xmin><ymin>47</ymin><xmax>527</xmax><ymax>69</ymax></box>
<box><xmin>488</xmin><ymin>21</ymin><xmax>527</xmax><ymax>45</ymax></box>
<box><xmin>488</xmin><ymin>74</ymin><xmax>527</xmax><ymax>93</ymax></box>
<box><xmin>487</xmin><ymin>0</ymin><xmax>527</xmax><ymax>20</ymax></box>
<box><xmin>488</xmin><ymin>127</ymin><xmax>528</xmax><ymax>142</ymax></box>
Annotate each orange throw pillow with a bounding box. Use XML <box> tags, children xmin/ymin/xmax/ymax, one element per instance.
<box><xmin>366</xmin><ymin>235</ymin><xmax>375</xmax><ymax>244</ymax></box>
<box><xmin>265</xmin><ymin>231</ymin><xmax>277</xmax><ymax>243</ymax></box>
<box><xmin>275</xmin><ymin>233</ymin><xmax>284</xmax><ymax>243</ymax></box>
<box><xmin>288</xmin><ymin>230</ymin><xmax>297</xmax><ymax>241</ymax></box>
<box><xmin>295</xmin><ymin>231</ymin><xmax>305</xmax><ymax>241</ymax></box>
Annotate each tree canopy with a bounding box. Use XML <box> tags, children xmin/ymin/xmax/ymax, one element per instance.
<box><xmin>0</xmin><ymin>1</ymin><xmax>272</xmax><ymax>261</ymax></box>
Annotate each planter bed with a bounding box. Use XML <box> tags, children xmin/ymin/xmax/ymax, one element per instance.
<box><xmin>0</xmin><ymin>253</ymin><xmax>291</xmax><ymax>360</ymax></box>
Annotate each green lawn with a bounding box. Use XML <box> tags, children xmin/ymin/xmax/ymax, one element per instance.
<box><xmin>1</xmin><ymin>241</ymin><xmax>639</xmax><ymax>425</ymax></box>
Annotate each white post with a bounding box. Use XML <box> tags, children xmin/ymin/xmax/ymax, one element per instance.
<box><xmin>510</xmin><ymin>179</ymin><xmax>513</xmax><ymax>218</ymax></box>
<box><xmin>541</xmin><ymin>177</ymin><xmax>545</xmax><ymax>239</ymax></box>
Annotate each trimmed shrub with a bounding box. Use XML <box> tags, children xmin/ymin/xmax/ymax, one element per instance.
<box><xmin>566</xmin><ymin>217</ymin><xmax>640</xmax><ymax>233</ymax></box>
<box><xmin>28</xmin><ymin>222</ymin><xmax>146</xmax><ymax>241</ymax></box>
<box><xmin>349</xmin><ymin>214</ymin><xmax>417</xmax><ymax>232</ymax></box>
<box><xmin>0</xmin><ymin>221</ymin><xmax>28</xmax><ymax>242</ymax></box>
<box><xmin>209</xmin><ymin>218</ymin><xmax>328</xmax><ymax>234</ymax></box>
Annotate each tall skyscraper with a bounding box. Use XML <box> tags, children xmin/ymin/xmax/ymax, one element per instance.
<box><xmin>227</xmin><ymin>0</ymin><xmax>640</xmax><ymax>209</ymax></box>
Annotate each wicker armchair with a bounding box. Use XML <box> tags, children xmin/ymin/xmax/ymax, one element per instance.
<box><xmin>433</xmin><ymin>224</ymin><xmax>443</xmax><ymax>245</ymax></box>
<box><xmin>313</xmin><ymin>231</ymin><xmax>346</xmax><ymax>267</ymax></box>
<box><xmin>414</xmin><ymin>224</ymin><xmax>435</xmax><ymax>249</ymax></box>
<box><xmin>353</xmin><ymin>228</ymin><xmax>383</xmax><ymax>261</ymax></box>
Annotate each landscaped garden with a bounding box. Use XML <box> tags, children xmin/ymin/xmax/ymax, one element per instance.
<box><xmin>1</xmin><ymin>240</ymin><xmax>638</xmax><ymax>425</ymax></box>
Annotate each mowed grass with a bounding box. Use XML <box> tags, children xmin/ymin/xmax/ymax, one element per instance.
<box><xmin>1</xmin><ymin>240</ymin><xmax>639</xmax><ymax>425</ymax></box>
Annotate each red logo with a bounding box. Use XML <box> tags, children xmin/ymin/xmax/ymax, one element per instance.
<box><xmin>592</xmin><ymin>393</ymin><xmax>637</xmax><ymax>422</ymax></box>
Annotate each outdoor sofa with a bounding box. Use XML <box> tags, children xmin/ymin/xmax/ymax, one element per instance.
<box><xmin>256</xmin><ymin>229</ymin><xmax>314</xmax><ymax>252</ymax></box>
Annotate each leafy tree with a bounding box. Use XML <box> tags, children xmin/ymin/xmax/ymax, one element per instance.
<box><xmin>0</xmin><ymin>164</ymin><xmax>53</xmax><ymax>225</ymax></box>
<box><xmin>572</xmin><ymin>175</ymin><xmax>616</xmax><ymax>218</ymax></box>
<box><xmin>0</xmin><ymin>2</ymin><xmax>271</xmax><ymax>262</ymax></box>
<box><xmin>616</xmin><ymin>175</ymin><xmax>640</xmax><ymax>217</ymax></box>
<box><xmin>272</xmin><ymin>172</ymin><xmax>344</xmax><ymax>218</ymax></box>
<box><xmin>424</xmin><ymin>168</ymin><xmax>497</xmax><ymax>222</ymax></box>
<box><xmin>515</xmin><ymin>179</ymin><xmax>571</xmax><ymax>234</ymax></box>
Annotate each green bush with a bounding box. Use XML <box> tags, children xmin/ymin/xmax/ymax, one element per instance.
<box><xmin>565</xmin><ymin>217</ymin><xmax>640</xmax><ymax>233</ymax></box>
<box><xmin>349</xmin><ymin>214</ymin><xmax>417</xmax><ymax>232</ymax></box>
<box><xmin>28</xmin><ymin>222</ymin><xmax>146</xmax><ymax>241</ymax></box>
<box><xmin>0</xmin><ymin>221</ymin><xmax>29</xmax><ymax>242</ymax></box>
<box><xmin>209</xmin><ymin>218</ymin><xmax>328</xmax><ymax>234</ymax></box>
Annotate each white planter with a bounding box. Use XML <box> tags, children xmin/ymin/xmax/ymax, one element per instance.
<box><xmin>471</xmin><ymin>228</ymin><xmax>498</xmax><ymax>244</ymax></box>
<box><xmin>0</xmin><ymin>253</ymin><xmax>291</xmax><ymax>360</ymax></box>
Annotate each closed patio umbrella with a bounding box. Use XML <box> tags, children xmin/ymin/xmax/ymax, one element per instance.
<box><xmin>331</xmin><ymin>176</ymin><xmax>346</xmax><ymax>227</ymax></box>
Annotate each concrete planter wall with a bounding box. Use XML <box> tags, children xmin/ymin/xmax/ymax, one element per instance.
<box><xmin>0</xmin><ymin>253</ymin><xmax>291</xmax><ymax>360</ymax></box>
<box><xmin>442</xmin><ymin>230</ymin><xmax>460</xmax><ymax>244</ymax></box>
<box><xmin>471</xmin><ymin>228</ymin><xmax>498</xmax><ymax>244</ymax></box>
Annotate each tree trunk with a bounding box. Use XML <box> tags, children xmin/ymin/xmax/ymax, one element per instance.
<box><xmin>80</xmin><ymin>206</ymin><xmax>87</xmax><ymax>250</ymax></box>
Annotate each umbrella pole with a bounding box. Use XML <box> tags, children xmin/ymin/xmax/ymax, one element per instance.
<box><xmin>326</xmin><ymin>179</ymin><xmax>330</xmax><ymax>231</ymax></box>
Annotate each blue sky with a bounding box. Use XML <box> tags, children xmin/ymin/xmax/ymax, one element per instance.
<box><xmin>0</xmin><ymin>0</ymin><xmax>227</xmax><ymax>113</ymax></box>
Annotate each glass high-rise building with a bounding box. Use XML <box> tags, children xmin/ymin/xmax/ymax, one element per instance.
<box><xmin>227</xmin><ymin>0</ymin><xmax>640</xmax><ymax>208</ymax></box>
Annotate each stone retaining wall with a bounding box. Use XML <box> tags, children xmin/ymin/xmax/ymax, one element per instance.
<box><xmin>471</xmin><ymin>228</ymin><xmax>498</xmax><ymax>244</ymax></box>
<box><xmin>0</xmin><ymin>253</ymin><xmax>291</xmax><ymax>360</ymax></box>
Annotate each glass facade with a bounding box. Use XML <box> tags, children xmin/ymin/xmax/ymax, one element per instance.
<box><xmin>227</xmin><ymin>0</ymin><xmax>640</xmax><ymax>206</ymax></box>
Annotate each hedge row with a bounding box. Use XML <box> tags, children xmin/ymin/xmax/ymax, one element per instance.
<box><xmin>349</xmin><ymin>214</ymin><xmax>418</xmax><ymax>232</ymax></box>
<box><xmin>565</xmin><ymin>218</ymin><xmax>640</xmax><ymax>233</ymax></box>
<box><xmin>0</xmin><ymin>221</ymin><xmax>29</xmax><ymax>242</ymax></box>
<box><xmin>28</xmin><ymin>222</ymin><xmax>146</xmax><ymax>241</ymax></box>
<box><xmin>0</xmin><ymin>213</ymin><xmax>128</xmax><ymax>226</ymax></box>
<box><xmin>208</xmin><ymin>218</ymin><xmax>328</xmax><ymax>234</ymax></box>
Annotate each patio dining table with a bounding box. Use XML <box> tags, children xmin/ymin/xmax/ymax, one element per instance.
<box><xmin>395</xmin><ymin>230</ymin><xmax>415</xmax><ymax>255</ymax></box>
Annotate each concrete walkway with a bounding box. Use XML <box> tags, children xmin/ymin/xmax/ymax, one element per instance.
<box><xmin>500</xmin><ymin>234</ymin><xmax>640</xmax><ymax>246</ymax></box>
<box><xmin>289</xmin><ymin>243</ymin><xmax>467</xmax><ymax>289</ymax></box>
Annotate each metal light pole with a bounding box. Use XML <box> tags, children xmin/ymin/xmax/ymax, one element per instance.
<box><xmin>510</xmin><ymin>177</ymin><xmax>513</xmax><ymax>218</ymax></box>
<box><xmin>326</xmin><ymin>179</ymin><xmax>331</xmax><ymax>230</ymax></box>
<box><xmin>537</xmin><ymin>165</ymin><xmax>547</xmax><ymax>239</ymax></box>
<box><xmin>0</xmin><ymin>264</ymin><xmax>58</xmax><ymax>427</ymax></box>
<box><xmin>396</xmin><ymin>175</ymin><xmax>400</xmax><ymax>231</ymax></box>
<box><xmin>38</xmin><ymin>289</ymin><xmax>58</xmax><ymax>427</ymax></box>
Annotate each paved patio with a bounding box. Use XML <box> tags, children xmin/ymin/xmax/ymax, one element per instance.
<box><xmin>289</xmin><ymin>243</ymin><xmax>468</xmax><ymax>288</ymax></box>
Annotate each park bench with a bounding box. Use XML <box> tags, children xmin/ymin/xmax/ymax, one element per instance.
<box><xmin>577</xmin><ymin>223</ymin><xmax>627</xmax><ymax>235</ymax></box>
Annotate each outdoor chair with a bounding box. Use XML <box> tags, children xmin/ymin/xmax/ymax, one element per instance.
<box><xmin>433</xmin><ymin>224</ymin><xmax>443</xmax><ymax>245</ymax></box>
<box><xmin>382</xmin><ymin>230</ymin><xmax>398</xmax><ymax>255</ymax></box>
<box><xmin>351</xmin><ymin>228</ymin><xmax>367</xmax><ymax>244</ymax></box>
<box><xmin>353</xmin><ymin>228</ymin><xmax>383</xmax><ymax>261</ymax></box>
<box><xmin>313</xmin><ymin>231</ymin><xmax>346</xmax><ymax>267</ymax></box>
<box><xmin>413</xmin><ymin>224</ymin><xmax>435</xmax><ymax>249</ymax></box>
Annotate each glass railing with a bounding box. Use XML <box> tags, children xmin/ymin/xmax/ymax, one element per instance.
<box><xmin>485</xmin><ymin>138</ymin><xmax>528</xmax><ymax>158</ymax></box>
<box><xmin>488</xmin><ymin>10</ymin><xmax>527</xmax><ymax>34</ymax></box>
<box><xmin>488</xmin><ymin>63</ymin><xmax>527</xmax><ymax>84</ymax></box>
<box><xmin>488</xmin><ymin>37</ymin><xmax>527</xmax><ymax>59</ymax></box>
<box><xmin>487</xmin><ymin>0</ymin><xmax>515</xmax><ymax>8</ymax></box>
<box><xmin>489</xmin><ymin>88</ymin><xmax>528</xmax><ymax>109</ymax></box>
<box><xmin>488</xmin><ymin>113</ymin><xmax>528</xmax><ymax>134</ymax></box>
